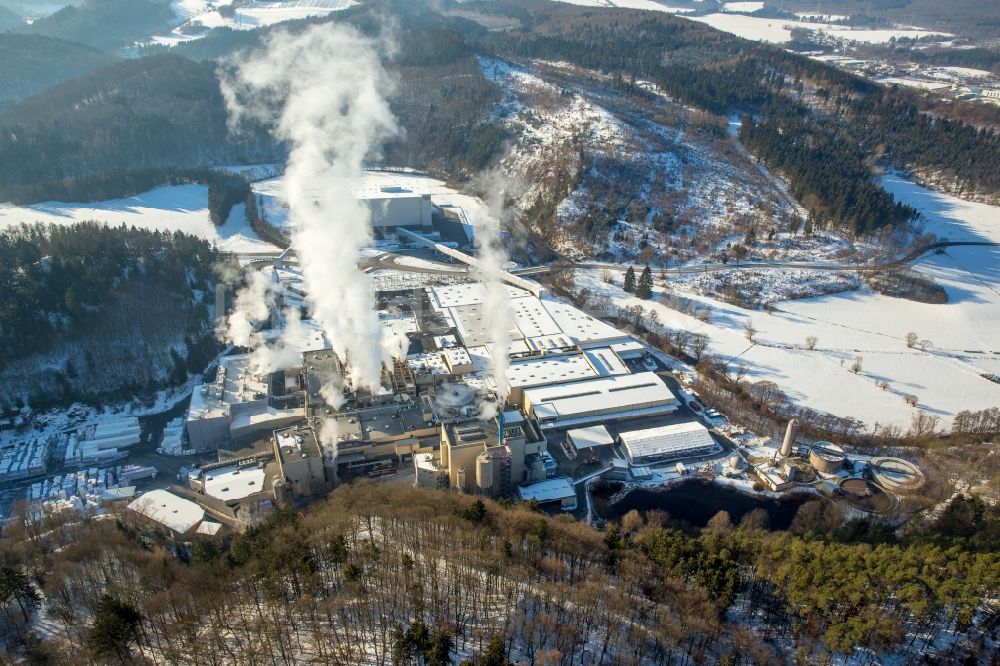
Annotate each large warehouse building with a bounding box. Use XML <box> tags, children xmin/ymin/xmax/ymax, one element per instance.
<box><xmin>619</xmin><ymin>421</ymin><xmax>718</xmax><ymax>465</ymax></box>
<box><xmin>522</xmin><ymin>372</ymin><xmax>680</xmax><ymax>429</ymax></box>
<box><xmin>356</xmin><ymin>183</ymin><xmax>435</xmax><ymax>231</ymax></box>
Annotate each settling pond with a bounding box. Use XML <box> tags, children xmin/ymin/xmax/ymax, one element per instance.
<box><xmin>599</xmin><ymin>479</ymin><xmax>810</xmax><ymax>530</ymax></box>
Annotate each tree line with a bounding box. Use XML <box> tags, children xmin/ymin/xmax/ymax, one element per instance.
<box><xmin>0</xmin><ymin>223</ymin><xmax>219</xmax><ymax>411</ymax></box>
<box><xmin>0</xmin><ymin>482</ymin><xmax>995</xmax><ymax>663</ymax></box>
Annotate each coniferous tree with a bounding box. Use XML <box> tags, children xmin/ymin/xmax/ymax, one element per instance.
<box><xmin>636</xmin><ymin>266</ymin><xmax>654</xmax><ymax>299</ymax></box>
<box><xmin>623</xmin><ymin>266</ymin><xmax>637</xmax><ymax>293</ymax></box>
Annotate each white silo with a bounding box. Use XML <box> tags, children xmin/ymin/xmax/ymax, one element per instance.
<box><xmin>780</xmin><ymin>419</ymin><xmax>799</xmax><ymax>457</ymax></box>
<box><xmin>476</xmin><ymin>453</ymin><xmax>494</xmax><ymax>493</ymax></box>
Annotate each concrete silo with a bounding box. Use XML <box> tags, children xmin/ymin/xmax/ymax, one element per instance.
<box><xmin>780</xmin><ymin>419</ymin><xmax>798</xmax><ymax>457</ymax></box>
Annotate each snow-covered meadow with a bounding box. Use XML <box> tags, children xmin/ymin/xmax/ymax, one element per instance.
<box><xmin>0</xmin><ymin>184</ymin><xmax>277</xmax><ymax>254</ymax></box>
<box><xmin>147</xmin><ymin>0</ymin><xmax>358</xmax><ymax>46</ymax></box>
<box><xmin>580</xmin><ymin>176</ymin><xmax>1000</xmax><ymax>431</ymax></box>
<box><xmin>688</xmin><ymin>13</ymin><xmax>949</xmax><ymax>45</ymax></box>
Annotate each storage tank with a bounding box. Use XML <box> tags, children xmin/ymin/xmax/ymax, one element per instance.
<box><xmin>456</xmin><ymin>466</ymin><xmax>466</xmax><ymax>490</ymax></box>
<box><xmin>780</xmin><ymin>419</ymin><xmax>798</xmax><ymax>457</ymax></box>
<box><xmin>809</xmin><ymin>442</ymin><xmax>847</xmax><ymax>474</ymax></box>
<box><xmin>476</xmin><ymin>454</ymin><xmax>494</xmax><ymax>492</ymax></box>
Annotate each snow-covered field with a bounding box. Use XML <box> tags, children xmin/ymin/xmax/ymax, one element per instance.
<box><xmin>146</xmin><ymin>0</ymin><xmax>357</xmax><ymax>46</ymax></box>
<box><xmin>688</xmin><ymin>13</ymin><xmax>949</xmax><ymax>45</ymax></box>
<box><xmin>0</xmin><ymin>184</ymin><xmax>277</xmax><ymax>254</ymax></box>
<box><xmin>722</xmin><ymin>2</ymin><xmax>764</xmax><ymax>13</ymax></box>
<box><xmin>551</xmin><ymin>0</ymin><xmax>695</xmax><ymax>12</ymax></box>
<box><xmin>580</xmin><ymin>176</ymin><xmax>1000</xmax><ymax>431</ymax></box>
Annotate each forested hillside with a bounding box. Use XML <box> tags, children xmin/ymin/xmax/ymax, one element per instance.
<box><xmin>1</xmin><ymin>483</ymin><xmax>995</xmax><ymax>663</ymax></box>
<box><xmin>0</xmin><ymin>8</ymin><xmax>505</xmax><ymax>200</ymax></box>
<box><xmin>470</xmin><ymin>1</ymin><xmax>1000</xmax><ymax>231</ymax></box>
<box><xmin>0</xmin><ymin>224</ymin><xmax>219</xmax><ymax>410</ymax></box>
<box><xmin>0</xmin><ymin>34</ymin><xmax>117</xmax><ymax>111</ymax></box>
<box><xmin>18</xmin><ymin>0</ymin><xmax>173</xmax><ymax>50</ymax></box>
<box><xmin>0</xmin><ymin>54</ymin><xmax>278</xmax><ymax>199</ymax></box>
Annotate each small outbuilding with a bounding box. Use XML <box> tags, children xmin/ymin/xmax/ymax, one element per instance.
<box><xmin>517</xmin><ymin>477</ymin><xmax>578</xmax><ymax>511</ymax></box>
<box><xmin>565</xmin><ymin>425</ymin><xmax>615</xmax><ymax>458</ymax></box>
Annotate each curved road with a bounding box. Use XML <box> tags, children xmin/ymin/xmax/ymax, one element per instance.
<box><xmin>240</xmin><ymin>240</ymin><xmax>997</xmax><ymax>279</ymax></box>
<box><xmin>511</xmin><ymin>241</ymin><xmax>999</xmax><ymax>277</ymax></box>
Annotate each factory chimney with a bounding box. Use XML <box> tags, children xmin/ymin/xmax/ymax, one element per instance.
<box><xmin>780</xmin><ymin>419</ymin><xmax>798</xmax><ymax>458</ymax></box>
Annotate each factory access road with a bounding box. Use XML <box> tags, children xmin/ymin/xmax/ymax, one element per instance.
<box><xmin>511</xmin><ymin>240</ymin><xmax>1000</xmax><ymax>277</ymax></box>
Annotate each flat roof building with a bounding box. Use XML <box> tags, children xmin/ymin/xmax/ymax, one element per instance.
<box><xmin>566</xmin><ymin>425</ymin><xmax>615</xmax><ymax>457</ymax></box>
<box><xmin>619</xmin><ymin>421</ymin><xmax>717</xmax><ymax>466</ymax></box>
<box><xmin>523</xmin><ymin>372</ymin><xmax>679</xmax><ymax>429</ymax></box>
<box><xmin>517</xmin><ymin>477</ymin><xmax>578</xmax><ymax>511</ymax></box>
<box><xmin>127</xmin><ymin>489</ymin><xmax>205</xmax><ymax>539</ymax></box>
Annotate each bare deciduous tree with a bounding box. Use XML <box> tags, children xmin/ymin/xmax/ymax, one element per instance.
<box><xmin>805</xmin><ymin>335</ymin><xmax>817</xmax><ymax>350</ymax></box>
<box><xmin>743</xmin><ymin>320</ymin><xmax>757</xmax><ymax>342</ymax></box>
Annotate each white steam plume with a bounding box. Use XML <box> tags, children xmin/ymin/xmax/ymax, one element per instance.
<box><xmin>221</xmin><ymin>270</ymin><xmax>272</xmax><ymax>347</ymax></box>
<box><xmin>220</xmin><ymin>22</ymin><xmax>399</xmax><ymax>391</ymax></box>
<box><xmin>248</xmin><ymin>307</ymin><xmax>307</xmax><ymax>374</ymax></box>
<box><xmin>469</xmin><ymin>172</ymin><xmax>520</xmax><ymax>413</ymax></box>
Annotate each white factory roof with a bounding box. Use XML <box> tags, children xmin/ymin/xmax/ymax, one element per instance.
<box><xmin>353</xmin><ymin>182</ymin><xmax>426</xmax><ymax>200</ymax></box>
<box><xmin>619</xmin><ymin>421</ymin><xmax>716</xmax><ymax>461</ymax></box>
<box><xmin>584</xmin><ymin>347</ymin><xmax>629</xmax><ymax>376</ymax></box>
<box><xmin>566</xmin><ymin>425</ymin><xmax>615</xmax><ymax>451</ymax></box>
<box><xmin>610</xmin><ymin>340</ymin><xmax>646</xmax><ymax>358</ymax></box>
<box><xmin>430</xmin><ymin>283</ymin><xmax>530</xmax><ymax>309</ymax></box>
<box><xmin>466</xmin><ymin>346</ymin><xmax>494</xmax><ymax>373</ymax></box>
<box><xmin>510</xmin><ymin>296</ymin><xmax>562</xmax><ymax>338</ymax></box>
<box><xmin>525</xmin><ymin>372</ymin><xmax>677</xmax><ymax>426</ymax></box>
<box><xmin>443</xmin><ymin>346</ymin><xmax>473</xmax><ymax>368</ymax></box>
<box><xmin>196</xmin><ymin>520</ymin><xmax>223</xmax><ymax>536</ymax></box>
<box><xmin>380</xmin><ymin>310</ymin><xmax>418</xmax><ymax>336</ymax></box>
<box><xmin>526</xmin><ymin>334</ymin><xmax>575</xmax><ymax>351</ymax></box>
<box><xmin>128</xmin><ymin>489</ymin><xmax>204</xmax><ymax>535</ymax></box>
<box><xmin>203</xmin><ymin>465</ymin><xmax>267</xmax><ymax>503</ymax></box>
<box><xmin>407</xmin><ymin>352</ymin><xmax>449</xmax><ymax>376</ymax></box>
<box><xmin>188</xmin><ymin>354</ymin><xmax>269</xmax><ymax>421</ymax></box>
<box><xmin>433</xmin><ymin>334</ymin><xmax>459</xmax><ymax>349</ymax></box>
<box><xmin>506</xmin><ymin>353</ymin><xmax>598</xmax><ymax>388</ymax></box>
<box><xmin>450</xmin><ymin>303</ymin><xmax>523</xmax><ymax>347</ymax></box>
<box><xmin>517</xmin><ymin>477</ymin><xmax>577</xmax><ymax>504</ymax></box>
<box><xmin>540</xmin><ymin>299</ymin><xmax>631</xmax><ymax>347</ymax></box>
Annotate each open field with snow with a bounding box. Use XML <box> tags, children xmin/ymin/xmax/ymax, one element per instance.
<box><xmin>579</xmin><ymin>176</ymin><xmax>1000</xmax><ymax>431</ymax></box>
<box><xmin>551</xmin><ymin>0</ymin><xmax>695</xmax><ymax>12</ymax></box>
<box><xmin>147</xmin><ymin>0</ymin><xmax>357</xmax><ymax>46</ymax></box>
<box><xmin>688</xmin><ymin>13</ymin><xmax>949</xmax><ymax>44</ymax></box>
<box><xmin>0</xmin><ymin>184</ymin><xmax>277</xmax><ymax>254</ymax></box>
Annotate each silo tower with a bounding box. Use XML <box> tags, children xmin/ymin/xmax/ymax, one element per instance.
<box><xmin>780</xmin><ymin>419</ymin><xmax>799</xmax><ymax>458</ymax></box>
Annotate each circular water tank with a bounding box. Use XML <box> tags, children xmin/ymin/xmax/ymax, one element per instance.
<box><xmin>809</xmin><ymin>442</ymin><xmax>847</xmax><ymax>474</ymax></box>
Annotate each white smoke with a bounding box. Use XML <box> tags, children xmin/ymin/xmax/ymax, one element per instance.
<box><xmin>469</xmin><ymin>172</ymin><xmax>520</xmax><ymax>412</ymax></box>
<box><xmin>221</xmin><ymin>270</ymin><xmax>272</xmax><ymax>347</ymax></box>
<box><xmin>248</xmin><ymin>307</ymin><xmax>307</xmax><ymax>374</ymax></box>
<box><xmin>317</xmin><ymin>416</ymin><xmax>340</xmax><ymax>485</ymax></box>
<box><xmin>220</xmin><ymin>22</ymin><xmax>399</xmax><ymax>392</ymax></box>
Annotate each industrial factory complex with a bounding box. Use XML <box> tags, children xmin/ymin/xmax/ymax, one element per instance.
<box><xmin>118</xmin><ymin>234</ymin><xmax>927</xmax><ymax>537</ymax></box>
<box><xmin>0</xmin><ymin>182</ymin><xmax>921</xmax><ymax>538</ymax></box>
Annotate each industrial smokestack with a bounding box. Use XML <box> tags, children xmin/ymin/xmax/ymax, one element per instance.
<box><xmin>781</xmin><ymin>419</ymin><xmax>798</xmax><ymax>457</ymax></box>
